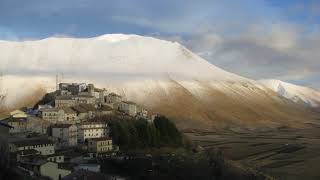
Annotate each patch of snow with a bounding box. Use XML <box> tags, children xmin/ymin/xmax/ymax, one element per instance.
<box><xmin>259</xmin><ymin>79</ymin><xmax>320</xmax><ymax>107</ymax></box>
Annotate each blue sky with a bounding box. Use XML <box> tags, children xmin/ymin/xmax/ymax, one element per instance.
<box><xmin>0</xmin><ymin>0</ymin><xmax>319</xmax><ymax>88</ymax></box>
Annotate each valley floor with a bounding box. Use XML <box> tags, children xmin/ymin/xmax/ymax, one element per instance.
<box><xmin>186</xmin><ymin>124</ymin><xmax>320</xmax><ymax>180</ymax></box>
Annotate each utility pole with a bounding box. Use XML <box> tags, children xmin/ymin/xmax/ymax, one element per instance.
<box><xmin>0</xmin><ymin>71</ymin><xmax>6</xmax><ymax>100</ymax></box>
<box><xmin>0</xmin><ymin>71</ymin><xmax>2</xmax><ymax>93</ymax></box>
<box><xmin>56</xmin><ymin>73</ymin><xmax>59</xmax><ymax>91</ymax></box>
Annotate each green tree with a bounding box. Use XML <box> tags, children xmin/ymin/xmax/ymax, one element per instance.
<box><xmin>154</xmin><ymin>115</ymin><xmax>182</xmax><ymax>146</ymax></box>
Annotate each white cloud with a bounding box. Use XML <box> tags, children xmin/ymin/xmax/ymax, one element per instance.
<box><xmin>166</xmin><ymin>22</ymin><xmax>320</xmax><ymax>88</ymax></box>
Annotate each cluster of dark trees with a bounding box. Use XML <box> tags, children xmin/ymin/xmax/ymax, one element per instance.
<box><xmin>109</xmin><ymin>116</ymin><xmax>183</xmax><ymax>149</ymax></box>
<box><xmin>33</xmin><ymin>92</ymin><xmax>56</xmax><ymax>109</ymax></box>
<box><xmin>101</xmin><ymin>148</ymin><xmax>267</xmax><ymax>180</ymax></box>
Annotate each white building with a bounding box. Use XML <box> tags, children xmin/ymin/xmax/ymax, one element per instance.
<box><xmin>47</xmin><ymin>154</ymin><xmax>65</xmax><ymax>163</ymax></box>
<box><xmin>9</xmin><ymin>138</ymin><xmax>55</xmax><ymax>156</ymax></box>
<box><xmin>38</xmin><ymin>104</ymin><xmax>53</xmax><ymax>110</ymax></box>
<box><xmin>78</xmin><ymin>121</ymin><xmax>109</xmax><ymax>143</ymax></box>
<box><xmin>41</xmin><ymin>108</ymin><xmax>65</xmax><ymax>122</ymax></box>
<box><xmin>55</xmin><ymin>96</ymin><xmax>77</xmax><ymax>108</ymax></box>
<box><xmin>55</xmin><ymin>95</ymin><xmax>96</xmax><ymax>108</ymax></box>
<box><xmin>20</xmin><ymin>160</ymin><xmax>71</xmax><ymax>180</ymax></box>
<box><xmin>88</xmin><ymin>137</ymin><xmax>113</xmax><ymax>153</ymax></box>
<box><xmin>41</xmin><ymin>108</ymin><xmax>77</xmax><ymax>123</ymax></box>
<box><xmin>119</xmin><ymin>101</ymin><xmax>137</xmax><ymax>116</ymax></box>
<box><xmin>51</xmin><ymin>124</ymin><xmax>78</xmax><ymax>147</ymax></box>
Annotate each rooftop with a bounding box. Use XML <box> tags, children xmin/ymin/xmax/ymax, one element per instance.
<box><xmin>0</xmin><ymin>121</ymin><xmax>13</xmax><ymax>128</ymax></box>
<box><xmin>16</xmin><ymin>149</ymin><xmax>39</xmax><ymax>156</ymax></box>
<box><xmin>51</xmin><ymin>123</ymin><xmax>74</xmax><ymax>128</ymax></box>
<box><xmin>122</xmin><ymin>100</ymin><xmax>136</xmax><ymax>105</ymax></box>
<box><xmin>11</xmin><ymin>138</ymin><xmax>54</xmax><ymax>147</ymax></box>
<box><xmin>100</xmin><ymin>105</ymin><xmax>113</xmax><ymax>111</ymax></box>
<box><xmin>56</xmin><ymin>96</ymin><xmax>74</xmax><ymax>100</ymax></box>
<box><xmin>3</xmin><ymin>117</ymin><xmax>28</xmax><ymax>123</ymax></box>
<box><xmin>88</xmin><ymin>137</ymin><xmax>112</xmax><ymax>141</ymax></box>
<box><xmin>61</xmin><ymin>107</ymin><xmax>76</xmax><ymax>114</ymax></box>
<box><xmin>81</xmin><ymin>120</ymin><xmax>107</xmax><ymax>125</ymax></box>
<box><xmin>41</xmin><ymin>107</ymin><xmax>76</xmax><ymax>114</ymax></box>
<box><xmin>62</xmin><ymin>170</ymin><xmax>110</xmax><ymax>180</ymax></box>
<box><xmin>108</xmin><ymin>92</ymin><xmax>122</xmax><ymax>97</ymax></box>
<box><xmin>72</xmin><ymin>104</ymin><xmax>96</xmax><ymax>113</ymax></box>
<box><xmin>74</xmin><ymin>95</ymin><xmax>95</xmax><ymax>98</ymax></box>
<box><xmin>41</xmin><ymin>108</ymin><xmax>59</xmax><ymax>112</ymax></box>
<box><xmin>19</xmin><ymin>155</ymin><xmax>48</xmax><ymax>166</ymax></box>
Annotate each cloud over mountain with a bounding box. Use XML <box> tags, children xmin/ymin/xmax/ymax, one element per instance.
<box><xmin>0</xmin><ymin>34</ymin><xmax>319</xmax><ymax>130</ymax></box>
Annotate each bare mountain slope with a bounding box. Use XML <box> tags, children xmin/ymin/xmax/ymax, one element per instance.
<box><xmin>0</xmin><ymin>34</ymin><xmax>319</xmax><ymax>129</ymax></box>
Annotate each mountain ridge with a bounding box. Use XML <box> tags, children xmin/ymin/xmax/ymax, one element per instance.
<box><xmin>0</xmin><ymin>34</ymin><xmax>319</xmax><ymax>129</ymax></box>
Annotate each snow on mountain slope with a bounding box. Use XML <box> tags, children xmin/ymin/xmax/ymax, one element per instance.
<box><xmin>0</xmin><ymin>34</ymin><xmax>319</xmax><ymax>129</ymax></box>
<box><xmin>0</xmin><ymin>34</ymin><xmax>248</xmax><ymax>106</ymax></box>
<box><xmin>259</xmin><ymin>79</ymin><xmax>320</xmax><ymax>107</ymax></box>
<box><xmin>0</xmin><ymin>34</ymin><xmax>247</xmax><ymax>82</ymax></box>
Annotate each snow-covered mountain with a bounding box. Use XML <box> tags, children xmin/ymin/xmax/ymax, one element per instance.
<box><xmin>0</xmin><ymin>34</ymin><xmax>319</xmax><ymax>129</ymax></box>
<box><xmin>259</xmin><ymin>79</ymin><xmax>320</xmax><ymax>107</ymax></box>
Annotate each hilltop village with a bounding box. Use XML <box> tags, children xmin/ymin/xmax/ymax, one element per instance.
<box><xmin>0</xmin><ymin>82</ymin><xmax>158</xmax><ymax>180</ymax></box>
<box><xmin>0</xmin><ymin>83</ymin><xmax>283</xmax><ymax>180</ymax></box>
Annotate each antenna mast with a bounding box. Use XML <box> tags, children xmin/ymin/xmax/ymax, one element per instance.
<box><xmin>56</xmin><ymin>73</ymin><xmax>59</xmax><ymax>91</ymax></box>
<box><xmin>0</xmin><ymin>71</ymin><xmax>2</xmax><ymax>92</ymax></box>
<box><xmin>0</xmin><ymin>71</ymin><xmax>5</xmax><ymax>100</ymax></box>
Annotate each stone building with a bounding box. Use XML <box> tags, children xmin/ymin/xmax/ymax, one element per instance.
<box><xmin>5</xmin><ymin>117</ymin><xmax>28</xmax><ymax>134</ymax></box>
<box><xmin>62</xmin><ymin>107</ymin><xmax>77</xmax><ymax>122</ymax></box>
<box><xmin>41</xmin><ymin>108</ymin><xmax>77</xmax><ymax>123</ymax></box>
<box><xmin>88</xmin><ymin>137</ymin><xmax>113</xmax><ymax>153</ymax></box>
<box><xmin>59</xmin><ymin>83</ymin><xmax>87</xmax><ymax>95</ymax></box>
<box><xmin>55</xmin><ymin>96</ymin><xmax>77</xmax><ymax>108</ymax></box>
<box><xmin>78</xmin><ymin>121</ymin><xmax>109</xmax><ymax>143</ymax></box>
<box><xmin>55</xmin><ymin>95</ymin><xmax>96</xmax><ymax>108</ymax></box>
<box><xmin>9</xmin><ymin>138</ymin><xmax>55</xmax><ymax>156</ymax></box>
<box><xmin>104</xmin><ymin>93</ymin><xmax>122</xmax><ymax>108</ymax></box>
<box><xmin>19</xmin><ymin>160</ymin><xmax>71</xmax><ymax>180</ymax></box>
<box><xmin>51</xmin><ymin>124</ymin><xmax>78</xmax><ymax>147</ymax></box>
<box><xmin>73</xmin><ymin>95</ymin><xmax>96</xmax><ymax>105</ymax></box>
<box><xmin>72</xmin><ymin>104</ymin><xmax>96</xmax><ymax>122</ymax></box>
<box><xmin>119</xmin><ymin>101</ymin><xmax>137</xmax><ymax>116</ymax></box>
<box><xmin>41</xmin><ymin>108</ymin><xmax>65</xmax><ymax>122</ymax></box>
<box><xmin>27</xmin><ymin>116</ymin><xmax>51</xmax><ymax>134</ymax></box>
<box><xmin>97</xmin><ymin>105</ymin><xmax>113</xmax><ymax>116</ymax></box>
